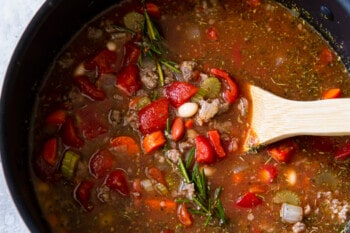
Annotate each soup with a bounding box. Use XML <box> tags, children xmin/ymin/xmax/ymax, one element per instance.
<box><xmin>30</xmin><ymin>0</ymin><xmax>350</xmax><ymax>232</ymax></box>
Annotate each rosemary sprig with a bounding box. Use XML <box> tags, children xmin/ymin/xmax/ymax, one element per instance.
<box><xmin>141</xmin><ymin>0</ymin><xmax>180</xmax><ymax>86</ymax></box>
<box><xmin>177</xmin><ymin>155</ymin><xmax>227</xmax><ymax>226</ymax></box>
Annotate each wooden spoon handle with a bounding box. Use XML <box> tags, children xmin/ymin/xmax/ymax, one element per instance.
<box><xmin>247</xmin><ymin>85</ymin><xmax>350</xmax><ymax>148</ymax></box>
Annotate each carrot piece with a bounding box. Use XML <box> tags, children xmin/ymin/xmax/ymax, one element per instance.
<box><xmin>185</xmin><ymin>118</ymin><xmax>194</xmax><ymax>129</ymax></box>
<box><xmin>207</xmin><ymin>130</ymin><xmax>226</xmax><ymax>158</ymax></box>
<box><xmin>144</xmin><ymin>199</ymin><xmax>176</xmax><ymax>213</ymax></box>
<box><xmin>321</xmin><ymin>88</ymin><xmax>342</xmax><ymax>99</ymax></box>
<box><xmin>142</xmin><ymin>131</ymin><xmax>166</xmax><ymax>154</ymax></box>
<box><xmin>110</xmin><ymin>136</ymin><xmax>140</xmax><ymax>155</ymax></box>
<box><xmin>171</xmin><ymin>117</ymin><xmax>185</xmax><ymax>141</ymax></box>
<box><xmin>147</xmin><ymin>167</ymin><xmax>167</xmax><ymax>185</ymax></box>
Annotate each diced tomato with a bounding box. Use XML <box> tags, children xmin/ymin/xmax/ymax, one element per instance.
<box><xmin>210</xmin><ymin>68</ymin><xmax>238</xmax><ymax>103</ymax></box>
<box><xmin>75</xmin><ymin>102</ymin><xmax>109</xmax><ymax>140</ymax></box>
<box><xmin>165</xmin><ymin>82</ymin><xmax>198</xmax><ymax>108</ymax></box>
<box><xmin>207</xmin><ymin>27</ymin><xmax>218</xmax><ymax>41</ymax></box>
<box><xmin>321</xmin><ymin>88</ymin><xmax>342</xmax><ymax>99</ymax></box>
<box><xmin>46</xmin><ymin>109</ymin><xmax>67</xmax><ymax>125</ymax></box>
<box><xmin>74</xmin><ymin>75</ymin><xmax>106</xmax><ymax>100</ymax></box>
<box><xmin>142</xmin><ymin>130</ymin><xmax>166</xmax><ymax>154</ymax></box>
<box><xmin>207</xmin><ymin>130</ymin><xmax>226</xmax><ymax>158</ymax></box>
<box><xmin>235</xmin><ymin>192</ymin><xmax>262</xmax><ymax>208</ymax></box>
<box><xmin>74</xmin><ymin>180</ymin><xmax>94</xmax><ymax>212</ymax></box>
<box><xmin>138</xmin><ymin>97</ymin><xmax>169</xmax><ymax>135</ymax></box>
<box><xmin>142</xmin><ymin>3</ymin><xmax>161</xmax><ymax>18</ymax></box>
<box><xmin>267</xmin><ymin>139</ymin><xmax>298</xmax><ymax>163</ymax></box>
<box><xmin>147</xmin><ymin>167</ymin><xmax>166</xmax><ymax>185</ymax></box>
<box><xmin>42</xmin><ymin>137</ymin><xmax>58</xmax><ymax>166</ymax></box>
<box><xmin>61</xmin><ymin>117</ymin><xmax>84</xmax><ymax>148</ymax></box>
<box><xmin>122</xmin><ymin>41</ymin><xmax>141</xmax><ymax>67</ymax></box>
<box><xmin>177</xmin><ymin>203</ymin><xmax>192</xmax><ymax>227</ymax></box>
<box><xmin>85</xmin><ymin>48</ymin><xmax>117</xmax><ymax>74</ymax></box>
<box><xmin>116</xmin><ymin>64</ymin><xmax>141</xmax><ymax>96</ymax></box>
<box><xmin>89</xmin><ymin>149</ymin><xmax>117</xmax><ymax>178</ymax></box>
<box><xmin>195</xmin><ymin>135</ymin><xmax>215</xmax><ymax>164</ymax></box>
<box><xmin>104</xmin><ymin>169</ymin><xmax>130</xmax><ymax>196</ymax></box>
<box><xmin>319</xmin><ymin>47</ymin><xmax>334</xmax><ymax>65</ymax></box>
<box><xmin>258</xmin><ymin>164</ymin><xmax>278</xmax><ymax>183</ymax></box>
<box><xmin>334</xmin><ymin>140</ymin><xmax>350</xmax><ymax>161</ymax></box>
<box><xmin>171</xmin><ymin>117</ymin><xmax>185</xmax><ymax>141</ymax></box>
<box><xmin>110</xmin><ymin>136</ymin><xmax>140</xmax><ymax>155</ymax></box>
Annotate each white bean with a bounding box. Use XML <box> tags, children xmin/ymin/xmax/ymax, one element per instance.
<box><xmin>177</xmin><ymin>102</ymin><xmax>198</xmax><ymax>118</ymax></box>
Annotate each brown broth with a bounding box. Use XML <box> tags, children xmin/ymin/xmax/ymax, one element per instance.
<box><xmin>30</xmin><ymin>0</ymin><xmax>350</xmax><ymax>232</ymax></box>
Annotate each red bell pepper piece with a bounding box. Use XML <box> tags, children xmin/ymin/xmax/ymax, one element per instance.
<box><xmin>171</xmin><ymin>117</ymin><xmax>185</xmax><ymax>142</ymax></box>
<box><xmin>85</xmin><ymin>48</ymin><xmax>117</xmax><ymax>74</ymax></box>
<box><xmin>116</xmin><ymin>64</ymin><xmax>141</xmax><ymax>96</ymax></box>
<box><xmin>267</xmin><ymin>139</ymin><xmax>298</xmax><ymax>163</ymax></box>
<box><xmin>334</xmin><ymin>140</ymin><xmax>350</xmax><ymax>160</ymax></box>
<box><xmin>75</xmin><ymin>102</ymin><xmax>109</xmax><ymax>140</ymax></box>
<box><xmin>207</xmin><ymin>130</ymin><xmax>226</xmax><ymax>158</ymax></box>
<box><xmin>210</xmin><ymin>68</ymin><xmax>238</xmax><ymax>103</ymax></box>
<box><xmin>259</xmin><ymin>164</ymin><xmax>278</xmax><ymax>183</ymax></box>
<box><xmin>195</xmin><ymin>135</ymin><xmax>215</xmax><ymax>164</ymax></box>
<box><xmin>122</xmin><ymin>41</ymin><xmax>141</xmax><ymax>67</ymax></box>
<box><xmin>61</xmin><ymin>117</ymin><xmax>84</xmax><ymax>148</ymax></box>
<box><xmin>74</xmin><ymin>75</ymin><xmax>106</xmax><ymax>100</ymax></box>
<box><xmin>165</xmin><ymin>82</ymin><xmax>198</xmax><ymax>107</ymax></box>
<box><xmin>74</xmin><ymin>180</ymin><xmax>94</xmax><ymax>212</ymax></box>
<box><xmin>42</xmin><ymin>137</ymin><xmax>58</xmax><ymax>166</ymax></box>
<box><xmin>321</xmin><ymin>88</ymin><xmax>342</xmax><ymax>99</ymax></box>
<box><xmin>235</xmin><ymin>192</ymin><xmax>262</xmax><ymax>208</ymax></box>
<box><xmin>138</xmin><ymin>97</ymin><xmax>169</xmax><ymax>135</ymax></box>
<box><xmin>89</xmin><ymin>149</ymin><xmax>117</xmax><ymax>178</ymax></box>
<box><xmin>105</xmin><ymin>169</ymin><xmax>130</xmax><ymax>196</ymax></box>
<box><xmin>45</xmin><ymin>109</ymin><xmax>67</xmax><ymax>125</ymax></box>
<box><xmin>177</xmin><ymin>203</ymin><xmax>193</xmax><ymax>227</ymax></box>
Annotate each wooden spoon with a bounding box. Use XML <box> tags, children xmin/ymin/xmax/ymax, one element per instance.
<box><xmin>243</xmin><ymin>84</ymin><xmax>350</xmax><ymax>151</ymax></box>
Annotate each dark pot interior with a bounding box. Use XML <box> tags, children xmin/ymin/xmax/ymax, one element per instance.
<box><xmin>0</xmin><ymin>0</ymin><xmax>349</xmax><ymax>232</ymax></box>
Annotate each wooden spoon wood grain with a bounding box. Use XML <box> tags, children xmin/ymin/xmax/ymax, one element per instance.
<box><xmin>243</xmin><ymin>84</ymin><xmax>350</xmax><ymax>151</ymax></box>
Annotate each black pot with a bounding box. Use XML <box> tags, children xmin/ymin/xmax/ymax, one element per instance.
<box><xmin>1</xmin><ymin>0</ymin><xmax>349</xmax><ymax>232</ymax></box>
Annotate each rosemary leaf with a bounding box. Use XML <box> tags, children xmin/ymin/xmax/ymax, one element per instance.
<box><xmin>160</xmin><ymin>59</ymin><xmax>181</xmax><ymax>73</ymax></box>
<box><xmin>178</xmin><ymin>158</ymin><xmax>191</xmax><ymax>183</ymax></box>
<box><xmin>185</xmin><ymin>148</ymin><xmax>195</xmax><ymax>170</ymax></box>
<box><xmin>111</xmin><ymin>25</ymin><xmax>136</xmax><ymax>36</ymax></box>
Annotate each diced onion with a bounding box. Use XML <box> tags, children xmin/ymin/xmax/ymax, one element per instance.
<box><xmin>280</xmin><ymin>203</ymin><xmax>303</xmax><ymax>224</ymax></box>
<box><xmin>177</xmin><ymin>102</ymin><xmax>198</xmax><ymax>118</ymax></box>
<box><xmin>141</xmin><ymin>179</ymin><xmax>154</xmax><ymax>192</ymax></box>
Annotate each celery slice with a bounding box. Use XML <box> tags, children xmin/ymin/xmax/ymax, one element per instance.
<box><xmin>61</xmin><ymin>151</ymin><xmax>80</xmax><ymax>179</ymax></box>
<box><xmin>273</xmin><ymin>190</ymin><xmax>301</xmax><ymax>206</ymax></box>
